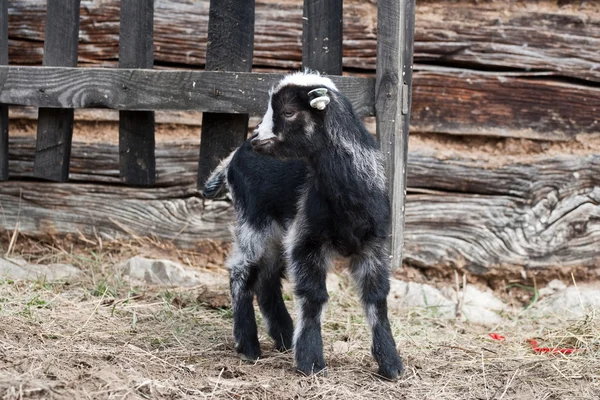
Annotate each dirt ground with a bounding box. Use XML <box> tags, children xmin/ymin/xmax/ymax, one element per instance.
<box><xmin>1</xmin><ymin>238</ymin><xmax>599</xmax><ymax>400</ymax></box>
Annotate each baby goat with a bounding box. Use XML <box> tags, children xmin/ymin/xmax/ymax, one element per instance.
<box><xmin>203</xmin><ymin>71</ymin><xmax>403</xmax><ymax>380</ymax></box>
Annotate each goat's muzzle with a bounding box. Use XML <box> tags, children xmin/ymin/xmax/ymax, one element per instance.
<box><xmin>250</xmin><ymin>132</ymin><xmax>277</xmax><ymax>154</ymax></box>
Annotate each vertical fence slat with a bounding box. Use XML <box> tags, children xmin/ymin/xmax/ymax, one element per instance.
<box><xmin>197</xmin><ymin>0</ymin><xmax>255</xmax><ymax>188</ymax></box>
<box><xmin>376</xmin><ymin>0</ymin><xmax>416</xmax><ymax>269</ymax></box>
<box><xmin>33</xmin><ymin>0</ymin><xmax>80</xmax><ymax>182</ymax></box>
<box><xmin>302</xmin><ymin>0</ymin><xmax>343</xmax><ymax>75</ymax></box>
<box><xmin>0</xmin><ymin>0</ymin><xmax>8</xmax><ymax>180</ymax></box>
<box><xmin>119</xmin><ymin>0</ymin><xmax>155</xmax><ymax>186</ymax></box>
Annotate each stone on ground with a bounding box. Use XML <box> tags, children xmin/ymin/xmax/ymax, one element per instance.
<box><xmin>387</xmin><ymin>279</ymin><xmax>509</xmax><ymax>326</ymax></box>
<box><xmin>530</xmin><ymin>282</ymin><xmax>600</xmax><ymax>318</ymax></box>
<box><xmin>388</xmin><ymin>280</ymin><xmax>456</xmax><ymax>319</ymax></box>
<box><xmin>0</xmin><ymin>257</ymin><xmax>81</xmax><ymax>282</ymax></box>
<box><xmin>119</xmin><ymin>256</ymin><xmax>227</xmax><ymax>288</ymax></box>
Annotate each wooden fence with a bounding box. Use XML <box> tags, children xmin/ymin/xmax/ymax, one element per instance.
<box><xmin>0</xmin><ymin>0</ymin><xmax>416</xmax><ymax>268</ymax></box>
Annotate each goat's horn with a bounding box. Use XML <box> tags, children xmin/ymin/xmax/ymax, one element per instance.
<box><xmin>308</xmin><ymin>88</ymin><xmax>330</xmax><ymax>110</ymax></box>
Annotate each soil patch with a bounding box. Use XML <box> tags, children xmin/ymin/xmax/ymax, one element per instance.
<box><xmin>1</xmin><ymin>239</ymin><xmax>599</xmax><ymax>399</ymax></box>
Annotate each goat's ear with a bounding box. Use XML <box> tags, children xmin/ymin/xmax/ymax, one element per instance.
<box><xmin>308</xmin><ymin>88</ymin><xmax>330</xmax><ymax>110</ymax></box>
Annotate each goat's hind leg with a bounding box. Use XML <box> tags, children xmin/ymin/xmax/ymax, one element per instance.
<box><xmin>350</xmin><ymin>244</ymin><xmax>404</xmax><ymax>380</ymax></box>
<box><xmin>255</xmin><ymin>254</ymin><xmax>294</xmax><ymax>352</ymax></box>
<box><xmin>228</xmin><ymin>244</ymin><xmax>261</xmax><ymax>361</ymax></box>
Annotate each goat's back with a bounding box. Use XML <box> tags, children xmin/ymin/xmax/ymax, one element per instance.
<box><xmin>228</xmin><ymin>140</ymin><xmax>308</xmax><ymax>229</ymax></box>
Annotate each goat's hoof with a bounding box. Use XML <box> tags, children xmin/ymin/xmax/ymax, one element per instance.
<box><xmin>274</xmin><ymin>337</ymin><xmax>293</xmax><ymax>353</ymax></box>
<box><xmin>296</xmin><ymin>366</ymin><xmax>328</xmax><ymax>377</ymax></box>
<box><xmin>296</xmin><ymin>359</ymin><xmax>327</xmax><ymax>377</ymax></box>
<box><xmin>274</xmin><ymin>343</ymin><xmax>292</xmax><ymax>353</ymax></box>
<box><xmin>376</xmin><ymin>358</ymin><xmax>404</xmax><ymax>381</ymax></box>
<box><xmin>235</xmin><ymin>341</ymin><xmax>261</xmax><ymax>362</ymax></box>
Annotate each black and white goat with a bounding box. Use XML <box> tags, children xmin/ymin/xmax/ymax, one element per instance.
<box><xmin>203</xmin><ymin>71</ymin><xmax>403</xmax><ymax>380</ymax></box>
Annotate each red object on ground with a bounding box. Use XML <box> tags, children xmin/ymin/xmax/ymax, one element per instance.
<box><xmin>527</xmin><ymin>339</ymin><xmax>580</xmax><ymax>355</ymax></box>
<box><xmin>488</xmin><ymin>333</ymin><xmax>506</xmax><ymax>341</ymax></box>
<box><xmin>488</xmin><ymin>333</ymin><xmax>581</xmax><ymax>354</ymax></box>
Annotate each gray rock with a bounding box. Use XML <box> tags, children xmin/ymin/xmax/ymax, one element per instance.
<box><xmin>461</xmin><ymin>304</ymin><xmax>505</xmax><ymax>326</ymax></box>
<box><xmin>0</xmin><ymin>257</ymin><xmax>81</xmax><ymax>282</ymax></box>
<box><xmin>388</xmin><ymin>279</ymin><xmax>456</xmax><ymax>318</ymax></box>
<box><xmin>538</xmin><ymin>279</ymin><xmax>567</xmax><ymax>297</ymax></box>
<box><xmin>530</xmin><ymin>283</ymin><xmax>600</xmax><ymax>318</ymax></box>
<box><xmin>388</xmin><ymin>279</ymin><xmax>508</xmax><ymax>326</ymax></box>
<box><xmin>441</xmin><ymin>285</ymin><xmax>507</xmax><ymax>325</ymax></box>
<box><xmin>119</xmin><ymin>256</ymin><xmax>227</xmax><ymax>288</ymax></box>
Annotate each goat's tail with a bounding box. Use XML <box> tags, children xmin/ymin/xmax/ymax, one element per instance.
<box><xmin>202</xmin><ymin>149</ymin><xmax>236</xmax><ymax>198</ymax></box>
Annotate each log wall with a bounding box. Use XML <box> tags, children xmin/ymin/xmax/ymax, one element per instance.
<box><xmin>1</xmin><ymin>0</ymin><xmax>599</xmax><ymax>277</ymax></box>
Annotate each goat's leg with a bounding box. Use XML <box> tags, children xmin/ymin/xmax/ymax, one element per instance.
<box><xmin>255</xmin><ymin>260</ymin><xmax>294</xmax><ymax>352</ymax></box>
<box><xmin>228</xmin><ymin>247</ymin><xmax>261</xmax><ymax>361</ymax></box>
<box><xmin>350</xmin><ymin>244</ymin><xmax>404</xmax><ymax>380</ymax></box>
<box><xmin>288</xmin><ymin>237</ymin><xmax>330</xmax><ymax>376</ymax></box>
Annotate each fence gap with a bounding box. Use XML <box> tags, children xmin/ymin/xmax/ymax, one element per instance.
<box><xmin>197</xmin><ymin>0</ymin><xmax>255</xmax><ymax>189</ymax></box>
<box><xmin>375</xmin><ymin>0</ymin><xmax>416</xmax><ymax>269</ymax></box>
<box><xmin>302</xmin><ymin>0</ymin><xmax>343</xmax><ymax>75</ymax></box>
<box><xmin>33</xmin><ymin>0</ymin><xmax>80</xmax><ymax>182</ymax></box>
<box><xmin>118</xmin><ymin>0</ymin><xmax>155</xmax><ymax>186</ymax></box>
<box><xmin>0</xmin><ymin>0</ymin><xmax>8</xmax><ymax>180</ymax></box>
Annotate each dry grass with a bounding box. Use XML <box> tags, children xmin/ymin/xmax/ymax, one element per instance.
<box><xmin>1</xmin><ymin>239</ymin><xmax>599</xmax><ymax>399</ymax></box>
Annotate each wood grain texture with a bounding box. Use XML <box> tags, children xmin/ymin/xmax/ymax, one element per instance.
<box><xmin>411</xmin><ymin>69</ymin><xmax>600</xmax><ymax>141</ymax></box>
<box><xmin>4</xmin><ymin>137</ymin><xmax>232</xmax><ymax>244</ymax></box>
<box><xmin>3</xmin><ymin>136</ymin><xmax>599</xmax><ymax>274</ymax></box>
<box><xmin>0</xmin><ymin>104</ymin><xmax>6</xmax><ymax>181</ymax></box>
<box><xmin>33</xmin><ymin>0</ymin><xmax>80</xmax><ymax>182</ymax></box>
<box><xmin>406</xmin><ymin>155</ymin><xmax>600</xmax><ymax>271</ymax></box>
<box><xmin>302</xmin><ymin>0</ymin><xmax>343</xmax><ymax>75</ymax></box>
<box><xmin>376</xmin><ymin>0</ymin><xmax>416</xmax><ymax>269</ymax></box>
<box><xmin>119</xmin><ymin>0</ymin><xmax>155</xmax><ymax>186</ymax></box>
<box><xmin>198</xmin><ymin>0</ymin><xmax>255</xmax><ymax>188</ymax></box>
<box><xmin>6</xmin><ymin>1</ymin><xmax>599</xmax><ymax>81</ymax></box>
<box><xmin>0</xmin><ymin>67</ymin><xmax>376</xmax><ymax>116</ymax></box>
<box><xmin>3</xmin><ymin>66</ymin><xmax>597</xmax><ymax>141</ymax></box>
<box><xmin>0</xmin><ymin>0</ymin><xmax>7</xmax><ymax>180</ymax></box>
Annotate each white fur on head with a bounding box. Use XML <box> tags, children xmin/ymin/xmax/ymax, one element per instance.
<box><xmin>254</xmin><ymin>96</ymin><xmax>276</xmax><ymax>141</ymax></box>
<box><xmin>272</xmin><ymin>69</ymin><xmax>338</xmax><ymax>94</ymax></box>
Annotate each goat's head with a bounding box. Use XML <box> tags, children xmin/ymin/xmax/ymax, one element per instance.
<box><xmin>251</xmin><ymin>71</ymin><xmax>340</xmax><ymax>160</ymax></box>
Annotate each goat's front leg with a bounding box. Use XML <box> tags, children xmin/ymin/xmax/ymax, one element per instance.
<box><xmin>228</xmin><ymin>247</ymin><xmax>261</xmax><ymax>361</ymax></box>
<box><xmin>350</xmin><ymin>244</ymin><xmax>404</xmax><ymax>380</ymax></box>
<box><xmin>287</xmin><ymin>236</ymin><xmax>330</xmax><ymax>376</ymax></box>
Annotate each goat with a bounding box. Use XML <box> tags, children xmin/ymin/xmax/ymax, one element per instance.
<box><xmin>203</xmin><ymin>71</ymin><xmax>404</xmax><ymax>380</ymax></box>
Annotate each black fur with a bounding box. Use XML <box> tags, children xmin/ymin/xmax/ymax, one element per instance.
<box><xmin>205</xmin><ymin>73</ymin><xmax>403</xmax><ymax>380</ymax></box>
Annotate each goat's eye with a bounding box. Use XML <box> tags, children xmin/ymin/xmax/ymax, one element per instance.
<box><xmin>283</xmin><ymin>110</ymin><xmax>296</xmax><ymax>118</ymax></box>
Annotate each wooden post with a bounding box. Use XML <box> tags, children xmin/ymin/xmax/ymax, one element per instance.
<box><xmin>33</xmin><ymin>0</ymin><xmax>80</xmax><ymax>182</ymax></box>
<box><xmin>302</xmin><ymin>0</ymin><xmax>343</xmax><ymax>75</ymax></box>
<box><xmin>376</xmin><ymin>0</ymin><xmax>416</xmax><ymax>269</ymax></box>
<box><xmin>197</xmin><ymin>0</ymin><xmax>255</xmax><ymax>188</ymax></box>
<box><xmin>0</xmin><ymin>0</ymin><xmax>8</xmax><ymax>181</ymax></box>
<box><xmin>119</xmin><ymin>0</ymin><xmax>155</xmax><ymax>186</ymax></box>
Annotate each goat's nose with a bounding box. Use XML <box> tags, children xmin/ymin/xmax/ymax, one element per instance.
<box><xmin>250</xmin><ymin>131</ymin><xmax>260</xmax><ymax>146</ymax></box>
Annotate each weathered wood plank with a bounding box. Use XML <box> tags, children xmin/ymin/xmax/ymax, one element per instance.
<box><xmin>376</xmin><ymin>0</ymin><xmax>416</xmax><ymax>269</ymax></box>
<box><xmin>2</xmin><ymin>66</ymin><xmax>598</xmax><ymax>141</ymax></box>
<box><xmin>302</xmin><ymin>0</ymin><xmax>343</xmax><ymax>75</ymax></box>
<box><xmin>0</xmin><ymin>105</ymin><xmax>6</xmax><ymax>181</ymax></box>
<box><xmin>119</xmin><ymin>0</ymin><xmax>155</xmax><ymax>186</ymax></box>
<box><xmin>411</xmin><ymin>69</ymin><xmax>600</xmax><ymax>141</ymax></box>
<box><xmin>6</xmin><ymin>1</ymin><xmax>600</xmax><ymax>82</ymax></box>
<box><xmin>3</xmin><ymin>136</ymin><xmax>599</xmax><ymax>274</ymax></box>
<box><xmin>33</xmin><ymin>0</ymin><xmax>80</xmax><ymax>182</ymax></box>
<box><xmin>0</xmin><ymin>0</ymin><xmax>8</xmax><ymax>180</ymax></box>
<box><xmin>0</xmin><ymin>67</ymin><xmax>376</xmax><ymax>116</ymax></box>
<box><xmin>198</xmin><ymin>0</ymin><xmax>255</xmax><ymax>188</ymax></box>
